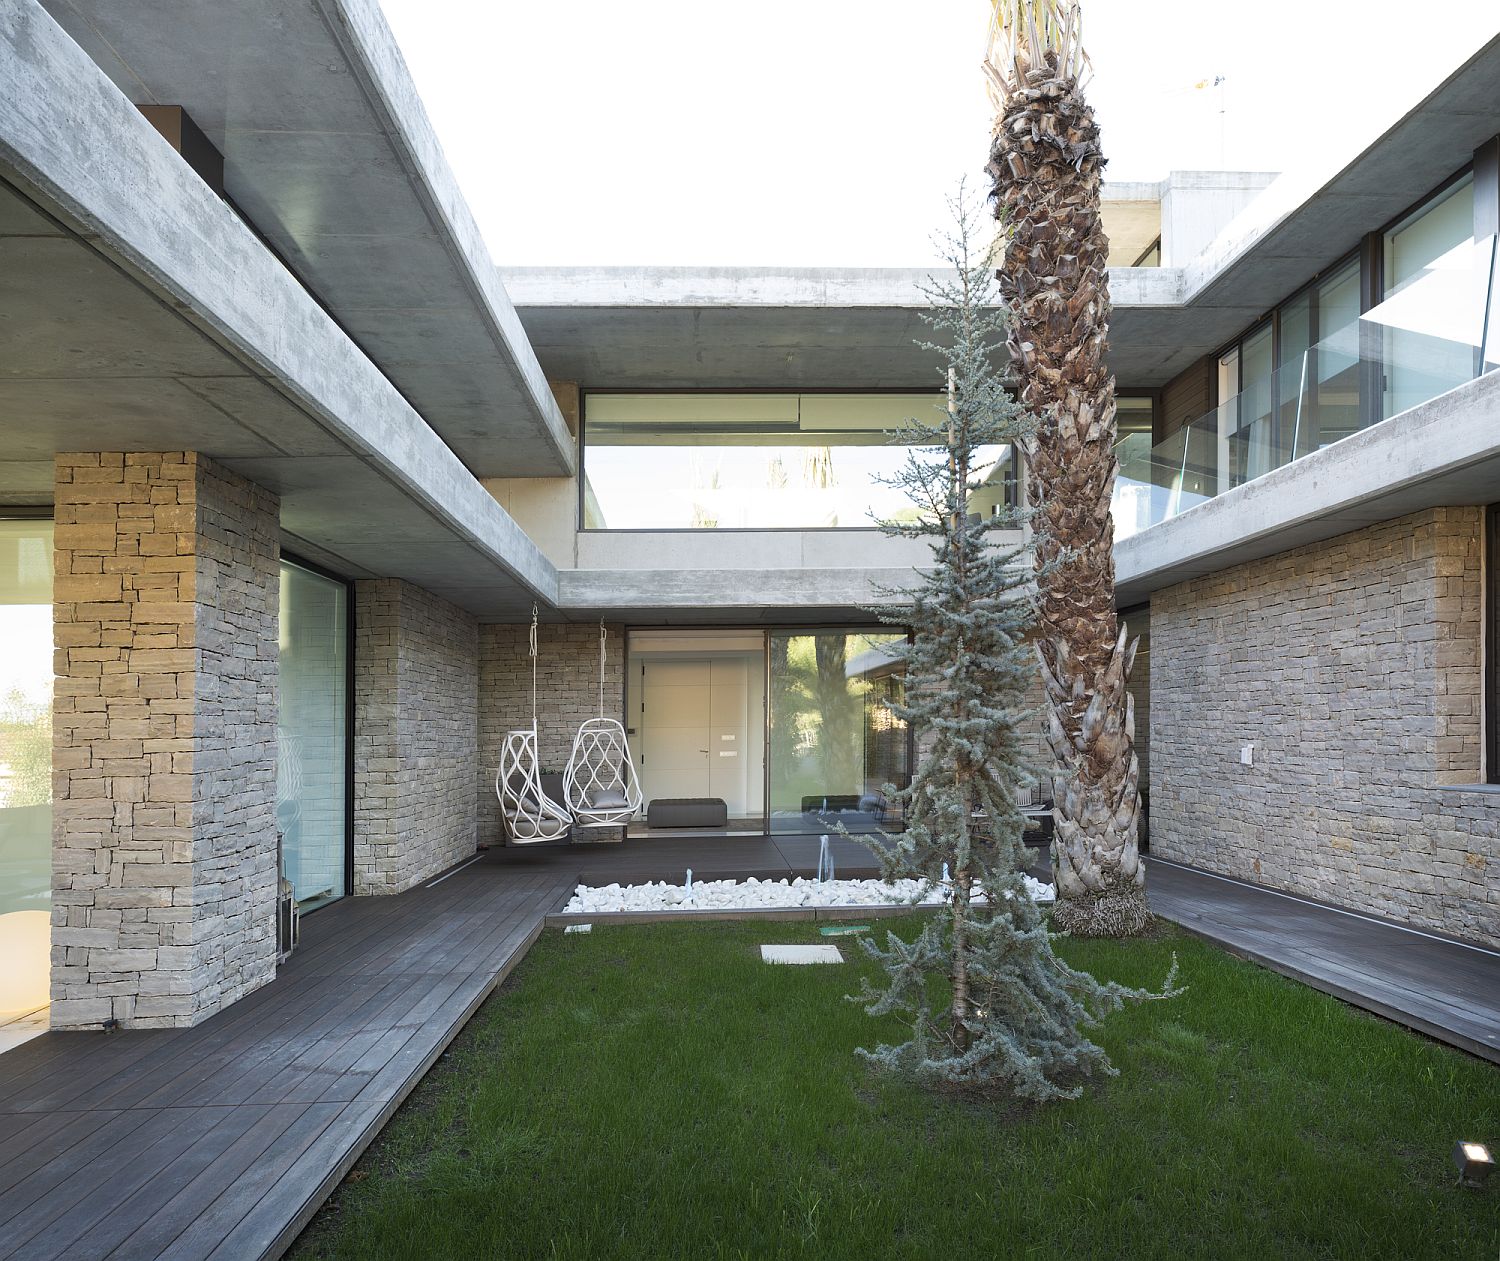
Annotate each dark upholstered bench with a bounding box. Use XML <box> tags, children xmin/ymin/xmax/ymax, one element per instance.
<box><xmin>646</xmin><ymin>798</ymin><xmax>728</xmax><ymax>829</ymax></box>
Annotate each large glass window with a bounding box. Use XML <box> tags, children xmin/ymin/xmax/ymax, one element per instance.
<box><xmin>277</xmin><ymin>560</ymin><xmax>349</xmax><ymax>909</ymax></box>
<box><xmin>1383</xmin><ymin>174</ymin><xmax>1476</xmax><ymax>419</ymax></box>
<box><xmin>0</xmin><ymin>519</ymin><xmax>52</xmax><ymax>1024</ymax></box>
<box><xmin>582</xmin><ymin>393</ymin><xmax>1014</xmax><ymax>530</ymax></box>
<box><xmin>1276</xmin><ymin>257</ymin><xmax>1361</xmax><ymax>455</ymax></box>
<box><xmin>768</xmin><ymin>630</ymin><xmax>909</xmax><ymax>835</ymax></box>
<box><xmin>1111</xmin><ymin>395</ymin><xmax>1157</xmax><ymax>539</ymax></box>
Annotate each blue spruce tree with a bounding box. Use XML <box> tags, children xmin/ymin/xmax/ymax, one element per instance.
<box><xmin>853</xmin><ymin>187</ymin><xmax>1177</xmax><ymax>1099</ymax></box>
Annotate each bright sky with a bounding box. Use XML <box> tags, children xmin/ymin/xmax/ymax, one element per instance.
<box><xmin>378</xmin><ymin>0</ymin><xmax>1499</xmax><ymax>268</ymax></box>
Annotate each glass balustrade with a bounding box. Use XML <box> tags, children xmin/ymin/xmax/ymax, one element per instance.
<box><xmin>1113</xmin><ymin>234</ymin><xmax>1500</xmax><ymax>538</ymax></box>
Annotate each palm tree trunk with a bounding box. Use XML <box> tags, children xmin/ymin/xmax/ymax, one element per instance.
<box><xmin>985</xmin><ymin>32</ymin><xmax>1148</xmax><ymax>937</ymax></box>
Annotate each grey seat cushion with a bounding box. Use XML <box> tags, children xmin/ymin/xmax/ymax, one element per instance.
<box><xmin>647</xmin><ymin>798</ymin><xmax>728</xmax><ymax>828</ymax></box>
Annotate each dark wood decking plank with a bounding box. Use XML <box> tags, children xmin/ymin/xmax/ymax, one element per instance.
<box><xmin>0</xmin><ymin>1030</ymin><xmax>180</xmax><ymax>1114</ymax></box>
<box><xmin>227</xmin><ymin>974</ymin><xmax>441</xmax><ymax>1109</ymax></box>
<box><xmin>0</xmin><ymin>1103</ymin><xmax>153</xmax><ymax>1229</ymax></box>
<box><xmin>307</xmin><ymin>896</ymin><xmax>547</xmax><ymax>1107</ymax></box>
<box><xmin>0</xmin><ymin>1110</ymin><xmax>137</xmax><ymax>1205</ymax></box>
<box><xmin>149</xmin><ymin>1102</ymin><xmax>347</xmax><ymax>1261</ymax></box>
<box><xmin>203</xmin><ymin>1102</ymin><xmax>387</xmax><ymax>1261</ymax></box>
<box><xmin>1</xmin><ymin>966</ymin><xmax>320</xmax><ymax>1114</ymax></box>
<box><xmin>351</xmin><ymin>914</ymin><xmax>549</xmax><ymax>1108</ymax></box>
<box><xmin>147</xmin><ymin>974</ymin><xmax>425</xmax><ymax>1111</ymax></box>
<box><xmin>0</xmin><ymin>1108</ymin><xmax>52</xmax><ymax>1153</ymax></box>
<box><xmin>307</xmin><ymin>972</ymin><xmax>471</xmax><ymax>1105</ymax></box>
<box><xmin>50</xmin><ymin>970</ymin><xmax>358</xmax><ymax>1115</ymax></box>
<box><xmin>13</xmin><ymin>1105</ymin><xmax>258</xmax><ymax>1261</ymax></box>
<box><xmin>356</xmin><ymin>871</ymin><xmax>522</xmax><ymax>978</ymax></box>
<box><xmin>101</xmin><ymin>1103</ymin><xmax>311</xmax><ymax>1261</ymax></box>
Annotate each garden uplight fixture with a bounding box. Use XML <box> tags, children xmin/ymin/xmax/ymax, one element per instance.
<box><xmin>1453</xmin><ymin>1141</ymin><xmax>1494</xmax><ymax>1188</ymax></box>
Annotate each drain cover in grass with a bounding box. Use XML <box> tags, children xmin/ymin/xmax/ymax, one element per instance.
<box><xmin>761</xmin><ymin>944</ymin><xmax>844</xmax><ymax>965</ymax></box>
<box><xmin>819</xmin><ymin>924</ymin><xmax>870</xmax><ymax>937</ymax></box>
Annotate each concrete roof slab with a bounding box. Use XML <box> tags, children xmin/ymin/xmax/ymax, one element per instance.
<box><xmin>0</xmin><ymin>462</ymin><xmax>59</xmax><ymax>504</ymax></box>
<box><xmin>41</xmin><ymin>0</ymin><xmax>574</xmax><ymax>478</ymax></box>
<box><xmin>1</xmin><ymin>237</ymin><xmax>244</xmax><ymax>379</ymax></box>
<box><xmin>271</xmin><ymin>232</ymin><xmax>470</xmax><ymax>314</ymax></box>
<box><xmin>0</xmin><ymin>378</ymin><xmax>289</xmax><ymax>459</ymax></box>
<box><xmin>220</xmin><ymin>130</ymin><xmax>440</xmax><ymax>242</ymax></box>
<box><xmin>510</xmin><ymin>37</ymin><xmax>1500</xmax><ymax>395</ymax></box>
<box><xmin>45</xmin><ymin>0</ymin><xmax>382</xmax><ymax>138</ymax></box>
<box><xmin>175</xmin><ymin>377</ymin><xmax>350</xmax><ymax>457</ymax></box>
<box><xmin>336</xmin><ymin>307</ymin><xmax>507</xmax><ymax>367</ymax></box>
<box><xmin>0</xmin><ymin>181</ymin><xmax>63</xmax><ymax>234</ymax></box>
<box><xmin>1</xmin><ymin>4</ymin><xmax>558</xmax><ymax>614</ymax></box>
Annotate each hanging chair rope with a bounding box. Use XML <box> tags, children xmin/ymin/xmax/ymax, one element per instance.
<box><xmin>530</xmin><ymin>604</ymin><xmax>540</xmax><ymax>730</ymax></box>
<box><xmin>598</xmin><ymin>620</ymin><xmax>607</xmax><ymax>719</ymax></box>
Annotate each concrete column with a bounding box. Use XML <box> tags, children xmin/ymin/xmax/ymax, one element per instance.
<box><xmin>353</xmin><ymin>579</ymin><xmax>479</xmax><ymax>893</ymax></box>
<box><xmin>51</xmin><ymin>452</ymin><xmax>280</xmax><ymax>1029</ymax></box>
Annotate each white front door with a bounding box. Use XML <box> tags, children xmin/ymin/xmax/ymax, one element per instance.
<box><xmin>640</xmin><ymin>660</ymin><xmax>712</xmax><ymax>804</ymax></box>
<box><xmin>639</xmin><ymin>658</ymin><xmax>759</xmax><ymax>816</ymax></box>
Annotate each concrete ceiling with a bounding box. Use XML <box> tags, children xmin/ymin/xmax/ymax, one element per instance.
<box><xmin>39</xmin><ymin>0</ymin><xmax>574</xmax><ymax>479</ymax></box>
<box><xmin>509</xmin><ymin>31</ymin><xmax>1500</xmax><ymax>393</ymax></box>
<box><xmin>0</xmin><ymin>171</ymin><xmax>543</xmax><ymax>619</ymax></box>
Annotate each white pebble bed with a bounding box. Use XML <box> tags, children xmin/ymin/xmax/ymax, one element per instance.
<box><xmin>561</xmin><ymin>874</ymin><xmax>1056</xmax><ymax>915</ymax></box>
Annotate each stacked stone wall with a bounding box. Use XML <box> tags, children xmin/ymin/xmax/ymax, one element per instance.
<box><xmin>354</xmin><ymin>579</ymin><xmax>479</xmax><ymax>892</ymax></box>
<box><xmin>1151</xmin><ymin>506</ymin><xmax>1497</xmax><ymax>943</ymax></box>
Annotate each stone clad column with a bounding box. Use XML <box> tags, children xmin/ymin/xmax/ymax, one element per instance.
<box><xmin>51</xmin><ymin>452</ymin><xmax>280</xmax><ymax>1029</ymax></box>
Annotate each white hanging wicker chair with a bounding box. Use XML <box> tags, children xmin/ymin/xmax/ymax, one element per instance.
<box><xmin>564</xmin><ymin>623</ymin><xmax>643</xmax><ymax>828</ymax></box>
<box><xmin>496</xmin><ymin>725</ymin><xmax>572</xmax><ymax>844</ymax></box>
<box><xmin>494</xmin><ymin>608</ymin><xmax>572</xmax><ymax>845</ymax></box>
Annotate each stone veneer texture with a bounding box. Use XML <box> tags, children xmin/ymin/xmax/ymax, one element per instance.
<box><xmin>52</xmin><ymin>452</ymin><xmax>280</xmax><ymax>1028</ymax></box>
<box><xmin>354</xmin><ymin>579</ymin><xmax>480</xmax><ymax>892</ymax></box>
<box><xmin>1151</xmin><ymin>506</ymin><xmax>1497</xmax><ymax>944</ymax></box>
<box><xmin>479</xmin><ymin>622</ymin><xmax>626</xmax><ymax>844</ymax></box>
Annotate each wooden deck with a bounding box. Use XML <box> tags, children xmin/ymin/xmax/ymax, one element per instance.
<box><xmin>1149</xmin><ymin>857</ymin><xmax>1500</xmax><ymax>1064</ymax></box>
<box><xmin>3</xmin><ymin>838</ymin><xmax>1496</xmax><ymax>1261</ymax></box>
<box><xmin>0</xmin><ymin>861</ymin><xmax>574</xmax><ymax>1261</ymax></box>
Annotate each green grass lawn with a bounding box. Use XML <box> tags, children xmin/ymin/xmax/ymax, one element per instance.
<box><xmin>292</xmin><ymin>917</ymin><xmax>1500</xmax><ymax>1260</ymax></box>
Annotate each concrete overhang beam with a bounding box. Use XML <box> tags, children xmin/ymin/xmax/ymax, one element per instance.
<box><xmin>555</xmin><ymin>566</ymin><xmax>924</xmax><ymax>626</ymax></box>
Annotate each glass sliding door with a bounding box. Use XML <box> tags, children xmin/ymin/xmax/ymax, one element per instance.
<box><xmin>277</xmin><ymin>559</ymin><xmax>349</xmax><ymax>909</ymax></box>
<box><xmin>768</xmin><ymin>629</ymin><xmax>908</xmax><ymax>835</ymax></box>
<box><xmin>0</xmin><ymin>519</ymin><xmax>53</xmax><ymax>1021</ymax></box>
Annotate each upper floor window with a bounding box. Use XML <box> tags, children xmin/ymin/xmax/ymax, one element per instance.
<box><xmin>581</xmin><ymin>392</ymin><xmax>1017</xmax><ymax>531</ymax></box>
<box><xmin>1382</xmin><ymin>174</ymin><xmax>1478</xmax><ymax>420</ymax></box>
